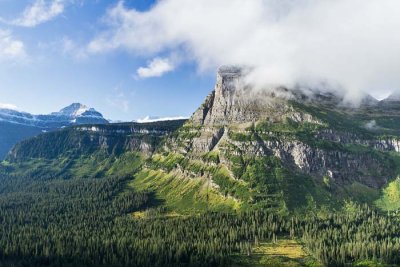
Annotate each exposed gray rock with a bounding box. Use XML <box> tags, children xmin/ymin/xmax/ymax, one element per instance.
<box><xmin>171</xmin><ymin>67</ymin><xmax>400</xmax><ymax>190</ymax></box>
<box><xmin>191</xmin><ymin>67</ymin><xmax>311</xmax><ymax>126</ymax></box>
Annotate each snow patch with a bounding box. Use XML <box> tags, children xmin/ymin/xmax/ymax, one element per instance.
<box><xmin>136</xmin><ymin>115</ymin><xmax>188</xmax><ymax>123</ymax></box>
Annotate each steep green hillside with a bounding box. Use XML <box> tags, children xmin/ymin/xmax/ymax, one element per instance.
<box><xmin>7</xmin><ymin>120</ymin><xmax>186</xmax><ymax>161</ymax></box>
<box><xmin>133</xmin><ymin>102</ymin><xmax>400</xmax><ymax>215</ymax></box>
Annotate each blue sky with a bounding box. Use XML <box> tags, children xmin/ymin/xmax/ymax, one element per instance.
<box><xmin>1</xmin><ymin>0</ymin><xmax>399</xmax><ymax>120</ymax></box>
<box><xmin>0</xmin><ymin>0</ymin><xmax>215</xmax><ymax>121</ymax></box>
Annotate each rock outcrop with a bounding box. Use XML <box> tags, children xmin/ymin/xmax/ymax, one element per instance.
<box><xmin>163</xmin><ymin>66</ymin><xmax>400</xmax><ymax>198</ymax></box>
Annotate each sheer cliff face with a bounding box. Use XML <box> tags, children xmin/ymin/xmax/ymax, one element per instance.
<box><xmin>191</xmin><ymin>67</ymin><xmax>316</xmax><ymax>127</ymax></box>
<box><xmin>191</xmin><ymin>67</ymin><xmax>273</xmax><ymax>126</ymax></box>
<box><xmin>191</xmin><ymin>67</ymin><xmax>255</xmax><ymax>125</ymax></box>
<box><xmin>162</xmin><ymin>67</ymin><xmax>400</xmax><ymax>200</ymax></box>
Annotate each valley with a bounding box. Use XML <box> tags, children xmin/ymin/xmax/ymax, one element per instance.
<box><xmin>1</xmin><ymin>68</ymin><xmax>400</xmax><ymax>266</ymax></box>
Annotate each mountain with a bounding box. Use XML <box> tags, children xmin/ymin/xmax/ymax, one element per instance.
<box><xmin>49</xmin><ymin>103</ymin><xmax>107</xmax><ymax>124</ymax></box>
<box><xmin>2</xmin><ymin>68</ymin><xmax>400</xmax><ymax>266</ymax></box>
<box><xmin>0</xmin><ymin>103</ymin><xmax>108</xmax><ymax>158</ymax></box>
<box><xmin>52</xmin><ymin>103</ymin><xmax>94</xmax><ymax>117</ymax></box>
<box><xmin>130</xmin><ymin>66</ymin><xmax>400</xmax><ymax>212</ymax></box>
<box><xmin>7</xmin><ymin>67</ymin><xmax>400</xmax><ymax>212</ymax></box>
<box><xmin>7</xmin><ymin>120</ymin><xmax>186</xmax><ymax>161</ymax></box>
<box><xmin>0</xmin><ymin>103</ymin><xmax>107</xmax><ymax>127</ymax></box>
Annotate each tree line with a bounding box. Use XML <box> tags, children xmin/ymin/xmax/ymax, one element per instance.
<box><xmin>0</xmin><ymin>170</ymin><xmax>400</xmax><ymax>266</ymax></box>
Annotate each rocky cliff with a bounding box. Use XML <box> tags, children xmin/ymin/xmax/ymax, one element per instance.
<box><xmin>141</xmin><ymin>67</ymin><xmax>400</xmax><ymax>211</ymax></box>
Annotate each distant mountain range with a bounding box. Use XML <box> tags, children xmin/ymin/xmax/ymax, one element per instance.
<box><xmin>0</xmin><ymin>103</ymin><xmax>107</xmax><ymax>128</ymax></box>
<box><xmin>0</xmin><ymin>103</ymin><xmax>108</xmax><ymax>158</ymax></box>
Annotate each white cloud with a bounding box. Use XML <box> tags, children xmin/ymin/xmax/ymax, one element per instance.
<box><xmin>89</xmin><ymin>0</ymin><xmax>400</xmax><ymax>102</ymax></box>
<box><xmin>137</xmin><ymin>57</ymin><xmax>175</xmax><ymax>78</ymax></box>
<box><xmin>12</xmin><ymin>0</ymin><xmax>64</xmax><ymax>27</ymax></box>
<box><xmin>0</xmin><ymin>30</ymin><xmax>26</xmax><ymax>61</ymax></box>
<box><xmin>136</xmin><ymin>115</ymin><xmax>188</xmax><ymax>123</ymax></box>
<box><xmin>0</xmin><ymin>103</ymin><xmax>18</xmax><ymax>110</ymax></box>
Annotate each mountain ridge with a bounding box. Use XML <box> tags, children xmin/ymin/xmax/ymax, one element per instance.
<box><xmin>138</xmin><ymin>68</ymin><xmax>400</xmax><ymax>211</ymax></box>
<box><xmin>0</xmin><ymin>102</ymin><xmax>109</xmax><ymax>159</ymax></box>
<box><xmin>0</xmin><ymin>102</ymin><xmax>108</xmax><ymax>127</ymax></box>
<box><xmin>7</xmin><ymin>68</ymin><xmax>400</xmax><ymax>214</ymax></box>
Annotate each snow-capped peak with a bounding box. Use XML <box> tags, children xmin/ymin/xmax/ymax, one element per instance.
<box><xmin>0</xmin><ymin>102</ymin><xmax>108</xmax><ymax>128</ymax></box>
<box><xmin>52</xmin><ymin>103</ymin><xmax>90</xmax><ymax>117</ymax></box>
